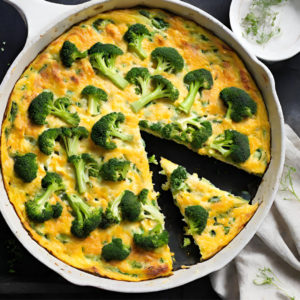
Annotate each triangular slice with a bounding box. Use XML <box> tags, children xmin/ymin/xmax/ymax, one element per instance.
<box><xmin>160</xmin><ymin>158</ymin><xmax>258</xmax><ymax>260</ymax></box>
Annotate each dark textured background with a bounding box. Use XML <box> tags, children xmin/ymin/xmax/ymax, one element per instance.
<box><xmin>0</xmin><ymin>0</ymin><xmax>299</xmax><ymax>299</ymax></box>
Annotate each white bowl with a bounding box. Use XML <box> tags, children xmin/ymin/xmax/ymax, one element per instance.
<box><xmin>230</xmin><ymin>0</ymin><xmax>300</xmax><ymax>62</ymax></box>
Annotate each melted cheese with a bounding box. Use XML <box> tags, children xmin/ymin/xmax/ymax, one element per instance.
<box><xmin>160</xmin><ymin>158</ymin><xmax>258</xmax><ymax>260</ymax></box>
<box><xmin>1</xmin><ymin>8</ymin><xmax>268</xmax><ymax>281</ymax></box>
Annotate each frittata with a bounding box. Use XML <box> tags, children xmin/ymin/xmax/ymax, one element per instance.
<box><xmin>1</xmin><ymin>7</ymin><xmax>270</xmax><ymax>281</ymax></box>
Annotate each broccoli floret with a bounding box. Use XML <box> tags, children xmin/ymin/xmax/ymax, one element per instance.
<box><xmin>91</xmin><ymin>112</ymin><xmax>133</xmax><ymax>150</ymax></box>
<box><xmin>60</xmin><ymin>41</ymin><xmax>88</xmax><ymax>68</ymax></box>
<box><xmin>99</xmin><ymin>158</ymin><xmax>130</xmax><ymax>182</ymax></box>
<box><xmin>25</xmin><ymin>172</ymin><xmax>66</xmax><ymax>223</ymax></box>
<box><xmin>124</xmin><ymin>24</ymin><xmax>151</xmax><ymax>60</ymax></box>
<box><xmin>178</xmin><ymin>69</ymin><xmax>213</xmax><ymax>114</ymax></box>
<box><xmin>81</xmin><ymin>85</ymin><xmax>108</xmax><ymax>116</ymax></box>
<box><xmin>13</xmin><ymin>153</ymin><xmax>38</xmax><ymax>183</ymax></box>
<box><xmin>210</xmin><ymin>129</ymin><xmax>251</xmax><ymax>163</ymax></box>
<box><xmin>63</xmin><ymin>194</ymin><xmax>102</xmax><ymax>238</ymax></box>
<box><xmin>120</xmin><ymin>190</ymin><xmax>142</xmax><ymax>222</ymax></box>
<box><xmin>138</xmin><ymin>189</ymin><xmax>165</xmax><ymax>226</ymax></box>
<box><xmin>59</xmin><ymin>127</ymin><xmax>90</xmax><ymax>193</ymax></box>
<box><xmin>161</xmin><ymin>116</ymin><xmax>212</xmax><ymax>149</ymax></box>
<box><xmin>149</xmin><ymin>122</ymin><xmax>164</xmax><ymax>133</ymax></box>
<box><xmin>9</xmin><ymin>101</ymin><xmax>18</xmax><ymax>123</ymax></box>
<box><xmin>125</xmin><ymin>67</ymin><xmax>151</xmax><ymax>95</ymax></box>
<box><xmin>220</xmin><ymin>87</ymin><xmax>257</xmax><ymax>122</ymax></box>
<box><xmin>92</xmin><ymin>18</ymin><xmax>114</xmax><ymax>32</ymax></box>
<box><xmin>68</xmin><ymin>153</ymin><xmax>100</xmax><ymax>194</ymax></box>
<box><xmin>185</xmin><ymin>205</ymin><xmax>209</xmax><ymax>235</ymax></box>
<box><xmin>151</xmin><ymin>47</ymin><xmax>184</xmax><ymax>75</ymax></box>
<box><xmin>99</xmin><ymin>191</ymin><xmax>125</xmax><ymax>229</ymax></box>
<box><xmin>138</xmin><ymin>120</ymin><xmax>149</xmax><ymax>129</ymax></box>
<box><xmin>148</xmin><ymin>154</ymin><xmax>158</xmax><ymax>165</ymax></box>
<box><xmin>101</xmin><ymin>238</ymin><xmax>131</xmax><ymax>261</ymax></box>
<box><xmin>133</xmin><ymin>224</ymin><xmax>169</xmax><ymax>251</ymax></box>
<box><xmin>38</xmin><ymin>128</ymin><xmax>62</xmax><ymax>155</ymax></box>
<box><xmin>139</xmin><ymin>10</ymin><xmax>170</xmax><ymax>30</ymax></box>
<box><xmin>88</xmin><ymin>42</ymin><xmax>129</xmax><ymax>90</ymax></box>
<box><xmin>28</xmin><ymin>92</ymin><xmax>80</xmax><ymax>126</ymax></box>
<box><xmin>130</xmin><ymin>75</ymin><xmax>179</xmax><ymax>113</ymax></box>
<box><xmin>170</xmin><ymin>166</ymin><xmax>188</xmax><ymax>192</ymax></box>
<box><xmin>60</xmin><ymin>126</ymin><xmax>89</xmax><ymax>157</ymax></box>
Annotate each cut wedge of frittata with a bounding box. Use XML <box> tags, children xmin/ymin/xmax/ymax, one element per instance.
<box><xmin>160</xmin><ymin>158</ymin><xmax>258</xmax><ymax>260</ymax></box>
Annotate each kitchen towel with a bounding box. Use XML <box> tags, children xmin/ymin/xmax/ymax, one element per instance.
<box><xmin>210</xmin><ymin>124</ymin><xmax>300</xmax><ymax>300</ymax></box>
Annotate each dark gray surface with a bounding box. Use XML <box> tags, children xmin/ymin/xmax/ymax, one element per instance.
<box><xmin>0</xmin><ymin>0</ymin><xmax>299</xmax><ymax>299</ymax></box>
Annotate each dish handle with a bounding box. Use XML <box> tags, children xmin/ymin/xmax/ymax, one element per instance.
<box><xmin>4</xmin><ymin>0</ymin><xmax>76</xmax><ymax>49</ymax></box>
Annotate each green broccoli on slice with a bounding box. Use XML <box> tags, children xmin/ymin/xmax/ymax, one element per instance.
<box><xmin>170</xmin><ymin>165</ymin><xmax>188</xmax><ymax>193</ymax></box>
<box><xmin>139</xmin><ymin>10</ymin><xmax>170</xmax><ymax>30</ymax></box>
<box><xmin>59</xmin><ymin>127</ymin><xmax>92</xmax><ymax>193</ymax></box>
<box><xmin>81</xmin><ymin>85</ymin><xmax>108</xmax><ymax>116</ymax></box>
<box><xmin>13</xmin><ymin>153</ymin><xmax>38</xmax><ymax>183</ymax></box>
<box><xmin>120</xmin><ymin>190</ymin><xmax>142</xmax><ymax>222</ymax></box>
<box><xmin>133</xmin><ymin>224</ymin><xmax>169</xmax><ymax>251</ymax></box>
<box><xmin>88</xmin><ymin>42</ymin><xmax>129</xmax><ymax>90</ymax></box>
<box><xmin>124</xmin><ymin>24</ymin><xmax>151</xmax><ymax>60</ymax></box>
<box><xmin>38</xmin><ymin>128</ymin><xmax>62</xmax><ymax>155</ymax></box>
<box><xmin>60</xmin><ymin>41</ymin><xmax>87</xmax><ymax>68</ymax></box>
<box><xmin>92</xmin><ymin>18</ymin><xmax>114</xmax><ymax>32</ymax></box>
<box><xmin>125</xmin><ymin>67</ymin><xmax>151</xmax><ymax>95</ymax></box>
<box><xmin>99</xmin><ymin>158</ymin><xmax>130</xmax><ymax>182</ymax></box>
<box><xmin>99</xmin><ymin>191</ymin><xmax>125</xmax><ymax>229</ymax></box>
<box><xmin>151</xmin><ymin>47</ymin><xmax>184</xmax><ymax>75</ymax></box>
<box><xmin>178</xmin><ymin>69</ymin><xmax>213</xmax><ymax>114</ymax></box>
<box><xmin>91</xmin><ymin>112</ymin><xmax>133</xmax><ymax>150</ymax></box>
<box><xmin>220</xmin><ymin>87</ymin><xmax>257</xmax><ymax>122</ymax></box>
<box><xmin>28</xmin><ymin>92</ymin><xmax>80</xmax><ymax>126</ymax></box>
<box><xmin>161</xmin><ymin>115</ymin><xmax>212</xmax><ymax>149</ymax></box>
<box><xmin>68</xmin><ymin>153</ymin><xmax>100</xmax><ymax>194</ymax></box>
<box><xmin>63</xmin><ymin>193</ymin><xmax>102</xmax><ymax>238</ymax></box>
<box><xmin>130</xmin><ymin>75</ymin><xmax>179</xmax><ymax>113</ymax></box>
<box><xmin>210</xmin><ymin>129</ymin><xmax>250</xmax><ymax>163</ymax></box>
<box><xmin>25</xmin><ymin>172</ymin><xmax>66</xmax><ymax>223</ymax></box>
<box><xmin>101</xmin><ymin>238</ymin><xmax>131</xmax><ymax>261</ymax></box>
<box><xmin>185</xmin><ymin>205</ymin><xmax>209</xmax><ymax>235</ymax></box>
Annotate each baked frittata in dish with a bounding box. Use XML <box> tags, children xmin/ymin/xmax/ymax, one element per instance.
<box><xmin>1</xmin><ymin>7</ymin><xmax>269</xmax><ymax>281</ymax></box>
<box><xmin>160</xmin><ymin>158</ymin><xmax>258</xmax><ymax>260</ymax></box>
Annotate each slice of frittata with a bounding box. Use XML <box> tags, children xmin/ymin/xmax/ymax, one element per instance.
<box><xmin>160</xmin><ymin>157</ymin><xmax>258</xmax><ymax>260</ymax></box>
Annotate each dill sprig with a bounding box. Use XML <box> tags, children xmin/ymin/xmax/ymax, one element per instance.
<box><xmin>281</xmin><ymin>165</ymin><xmax>300</xmax><ymax>201</ymax></box>
<box><xmin>254</xmin><ymin>267</ymin><xmax>296</xmax><ymax>300</ymax></box>
<box><xmin>241</xmin><ymin>0</ymin><xmax>287</xmax><ymax>45</ymax></box>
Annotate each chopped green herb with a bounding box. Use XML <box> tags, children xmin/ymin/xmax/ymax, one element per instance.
<box><xmin>224</xmin><ymin>226</ymin><xmax>230</xmax><ymax>235</ymax></box>
<box><xmin>131</xmin><ymin>261</ymin><xmax>143</xmax><ymax>269</ymax></box>
<box><xmin>9</xmin><ymin>101</ymin><xmax>18</xmax><ymax>123</ymax></box>
<box><xmin>148</xmin><ymin>154</ymin><xmax>158</xmax><ymax>165</ymax></box>
<box><xmin>241</xmin><ymin>0</ymin><xmax>287</xmax><ymax>45</ymax></box>
<box><xmin>210</xmin><ymin>230</ymin><xmax>216</xmax><ymax>237</ymax></box>
<box><xmin>208</xmin><ymin>196</ymin><xmax>221</xmax><ymax>203</ymax></box>
<box><xmin>56</xmin><ymin>234</ymin><xmax>71</xmax><ymax>244</ymax></box>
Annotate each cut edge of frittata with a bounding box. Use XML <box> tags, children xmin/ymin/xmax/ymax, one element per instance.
<box><xmin>160</xmin><ymin>157</ymin><xmax>258</xmax><ymax>260</ymax></box>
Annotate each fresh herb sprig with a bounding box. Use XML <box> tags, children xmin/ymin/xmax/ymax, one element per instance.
<box><xmin>254</xmin><ymin>267</ymin><xmax>296</xmax><ymax>300</ymax></box>
<box><xmin>280</xmin><ymin>165</ymin><xmax>300</xmax><ymax>202</ymax></box>
<box><xmin>241</xmin><ymin>0</ymin><xmax>287</xmax><ymax>45</ymax></box>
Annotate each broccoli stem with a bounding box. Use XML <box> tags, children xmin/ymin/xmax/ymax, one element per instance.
<box><xmin>153</xmin><ymin>57</ymin><xmax>171</xmax><ymax>75</ymax></box>
<box><xmin>73</xmin><ymin>159</ymin><xmax>87</xmax><ymax>194</ymax></box>
<box><xmin>137</xmin><ymin>77</ymin><xmax>149</xmax><ymax>96</ymax></box>
<box><xmin>94</xmin><ymin>54</ymin><xmax>129</xmax><ymax>90</ymax></box>
<box><xmin>130</xmin><ymin>83</ymin><xmax>166</xmax><ymax>113</ymax></box>
<box><xmin>111</xmin><ymin>129</ymin><xmax>133</xmax><ymax>141</ymax></box>
<box><xmin>72</xmin><ymin>51</ymin><xmax>88</xmax><ymax>61</ymax></box>
<box><xmin>66</xmin><ymin>195</ymin><xmax>91</xmax><ymax>223</ymax></box>
<box><xmin>141</xmin><ymin>199</ymin><xmax>164</xmax><ymax>228</ymax></box>
<box><xmin>178</xmin><ymin>81</ymin><xmax>202</xmax><ymax>114</ymax></box>
<box><xmin>62</xmin><ymin>136</ymin><xmax>80</xmax><ymax>157</ymax></box>
<box><xmin>225</xmin><ymin>101</ymin><xmax>233</xmax><ymax>119</ymax></box>
<box><xmin>110</xmin><ymin>192</ymin><xmax>125</xmax><ymax>221</ymax></box>
<box><xmin>35</xmin><ymin>184</ymin><xmax>57</xmax><ymax>213</ymax></box>
<box><xmin>129</xmin><ymin>38</ymin><xmax>148</xmax><ymax>60</ymax></box>
<box><xmin>88</xmin><ymin>97</ymin><xmax>98</xmax><ymax>116</ymax></box>
<box><xmin>49</xmin><ymin>105</ymin><xmax>78</xmax><ymax>126</ymax></box>
<box><xmin>210</xmin><ymin>140</ymin><xmax>232</xmax><ymax>157</ymax></box>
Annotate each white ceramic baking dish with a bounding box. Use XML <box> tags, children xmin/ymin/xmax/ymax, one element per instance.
<box><xmin>0</xmin><ymin>0</ymin><xmax>285</xmax><ymax>293</ymax></box>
